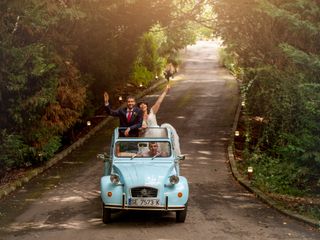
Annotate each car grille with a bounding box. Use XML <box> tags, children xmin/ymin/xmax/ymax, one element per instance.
<box><xmin>131</xmin><ymin>187</ymin><xmax>158</xmax><ymax>198</ymax></box>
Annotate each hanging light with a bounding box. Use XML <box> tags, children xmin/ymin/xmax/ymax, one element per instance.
<box><xmin>247</xmin><ymin>166</ymin><xmax>253</xmax><ymax>180</ymax></box>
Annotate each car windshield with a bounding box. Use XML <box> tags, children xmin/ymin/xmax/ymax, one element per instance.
<box><xmin>115</xmin><ymin>141</ymin><xmax>171</xmax><ymax>158</ymax></box>
<box><xmin>118</xmin><ymin>127</ymin><xmax>169</xmax><ymax>138</ymax></box>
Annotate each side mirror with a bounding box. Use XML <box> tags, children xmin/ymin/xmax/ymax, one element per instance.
<box><xmin>97</xmin><ymin>153</ymin><xmax>110</xmax><ymax>161</ymax></box>
<box><xmin>176</xmin><ymin>155</ymin><xmax>185</xmax><ymax>161</ymax></box>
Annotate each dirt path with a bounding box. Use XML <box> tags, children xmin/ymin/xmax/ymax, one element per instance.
<box><xmin>0</xmin><ymin>41</ymin><xmax>318</xmax><ymax>240</ymax></box>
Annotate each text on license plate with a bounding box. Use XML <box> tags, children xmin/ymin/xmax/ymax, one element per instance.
<box><xmin>129</xmin><ymin>198</ymin><xmax>160</xmax><ymax>206</ymax></box>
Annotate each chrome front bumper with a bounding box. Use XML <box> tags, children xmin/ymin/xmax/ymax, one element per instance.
<box><xmin>103</xmin><ymin>194</ymin><xmax>185</xmax><ymax>211</ymax></box>
<box><xmin>103</xmin><ymin>204</ymin><xmax>185</xmax><ymax>211</ymax></box>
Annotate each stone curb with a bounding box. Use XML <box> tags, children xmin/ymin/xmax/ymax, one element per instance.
<box><xmin>227</xmin><ymin>90</ymin><xmax>320</xmax><ymax>229</ymax></box>
<box><xmin>0</xmin><ymin>78</ymin><xmax>167</xmax><ymax>200</ymax></box>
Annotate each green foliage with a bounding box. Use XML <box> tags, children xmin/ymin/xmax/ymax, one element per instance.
<box><xmin>135</xmin><ymin>32</ymin><xmax>165</xmax><ymax>76</ymax></box>
<box><xmin>1</xmin><ymin>0</ymin><xmax>192</xmax><ymax>175</ymax></box>
<box><xmin>130</xmin><ymin>64</ymin><xmax>153</xmax><ymax>87</ymax></box>
<box><xmin>73</xmin><ymin>0</ymin><xmax>172</xmax><ymax>104</ymax></box>
<box><xmin>0</xmin><ymin>0</ymin><xmax>87</xmax><ymax>172</ymax></box>
<box><xmin>215</xmin><ymin>0</ymin><xmax>320</xmax><ymax>194</ymax></box>
<box><xmin>0</xmin><ymin>130</ymin><xmax>30</xmax><ymax>173</ymax></box>
<box><xmin>171</xmin><ymin>0</ymin><xmax>215</xmax><ymax>40</ymax></box>
<box><xmin>36</xmin><ymin>135</ymin><xmax>61</xmax><ymax>163</ymax></box>
<box><xmin>280</xmin><ymin>43</ymin><xmax>320</xmax><ymax>76</ymax></box>
<box><xmin>277</xmin><ymin>83</ymin><xmax>320</xmax><ymax>166</ymax></box>
<box><xmin>218</xmin><ymin>47</ymin><xmax>243</xmax><ymax>76</ymax></box>
<box><xmin>247</xmin><ymin>154</ymin><xmax>306</xmax><ymax>195</ymax></box>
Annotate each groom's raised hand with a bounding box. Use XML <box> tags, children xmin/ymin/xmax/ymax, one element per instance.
<box><xmin>104</xmin><ymin>92</ymin><xmax>109</xmax><ymax>105</ymax></box>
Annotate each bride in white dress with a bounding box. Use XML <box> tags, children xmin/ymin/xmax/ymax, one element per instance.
<box><xmin>138</xmin><ymin>85</ymin><xmax>181</xmax><ymax>156</ymax></box>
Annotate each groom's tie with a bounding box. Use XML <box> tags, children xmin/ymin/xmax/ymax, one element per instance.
<box><xmin>127</xmin><ymin>110</ymin><xmax>132</xmax><ymax>122</ymax></box>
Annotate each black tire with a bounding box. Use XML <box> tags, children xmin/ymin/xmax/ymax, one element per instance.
<box><xmin>176</xmin><ymin>203</ymin><xmax>188</xmax><ymax>223</ymax></box>
<box><xmin>102</xmin><ymin>204</ymin><xmax>112</xmax><ymax>224</ymax></box>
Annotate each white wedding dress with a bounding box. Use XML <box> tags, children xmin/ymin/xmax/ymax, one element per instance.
<box><xmin>144</xmin><ymin>109</ymin><xmax>181</xmax><ymax>156</ymax></box>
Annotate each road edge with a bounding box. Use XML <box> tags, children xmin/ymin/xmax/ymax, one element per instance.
<box><xmin>227</xmin><ymin>83</ymin><xmax>320</xmax><ymax>229</ymax></box>
<box><xmin>0</xmin><ymin>79</ymin><xmax>167</xmax><ymax>200</ymax></box>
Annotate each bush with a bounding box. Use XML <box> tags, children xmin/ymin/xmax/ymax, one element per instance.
<box><xmin>130</xmin><ymin>64</ymin><xmax>154</xmax><ymax>87</ymax></box>
<box><xmin>135</xmin><ymin>32</ymin><xmax>165</xmax><ymax>76</ymax></box>
<box><xmin>0</xmin><ymin>131</ymin><xmax>30</xmax><ymax>173</ymax></box>
<box><xmin>218</xmin><ymin>47</ymin><xmax>243</xmax><ymax>77</ymax></box>
<box><xmin>246</xmin><ymin>153</ymin><xmax>306</xmax><ymax>195</ymax></box>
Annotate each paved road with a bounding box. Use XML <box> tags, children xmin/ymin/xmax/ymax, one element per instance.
<box><xmin>0</xmin><ymin>41</ymin><xmax>318</xmax><ymax>240</ymax></box>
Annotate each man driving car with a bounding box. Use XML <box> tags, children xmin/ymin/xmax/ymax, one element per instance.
<box><xmin>141</xmin><ymin>142</ymin><xmax>168</xmax><ymax>157</ymax></box>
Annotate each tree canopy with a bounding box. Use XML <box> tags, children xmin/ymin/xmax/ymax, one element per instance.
<box><xmin>0</xmin><ymin>0</ymin><xmax>201</xmax><ymax>175</ymax></box>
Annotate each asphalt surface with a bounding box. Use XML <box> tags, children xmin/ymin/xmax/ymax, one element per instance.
<box><xmin>0</xmin><ymin>41</ymin><xmax>319</xmax><ymax>240</ymax></box>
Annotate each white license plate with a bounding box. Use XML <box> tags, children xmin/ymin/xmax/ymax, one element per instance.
<box><xmin>129</xmin><ymin>198</ymin><xmax>160</xmax><ymax>206</ymax></box>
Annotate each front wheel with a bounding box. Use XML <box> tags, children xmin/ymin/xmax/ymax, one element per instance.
<box><xmin>176</xmin><ymin>203</ymin><xmax>188</xmax><ymax>223</ymax></box>
<box><xmin>102</xmin><ymin>203</ymin><xmax>112</xmax><ymax>224</ymax></box>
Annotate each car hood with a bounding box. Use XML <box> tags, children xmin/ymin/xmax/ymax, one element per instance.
<box><xmin>114</xmin><ymin>162</ymin><xmax>175</xmax><ymax>188</ymax></box>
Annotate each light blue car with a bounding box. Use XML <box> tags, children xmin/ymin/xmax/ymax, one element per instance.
<box><xmin>99</xmin><ymin>127</ymin><xmax>189</xmax><ymax>223</ymax></box>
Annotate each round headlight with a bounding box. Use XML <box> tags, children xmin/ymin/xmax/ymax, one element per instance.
<box><xmin>110</xmin><ymin>174</ymin><xmax>120</xmax><ymax>184</ymax></box>
<box><xmin>169</xmin><ymin>175</ymin><xmax>180</xmax><ymax>184</ymax></box>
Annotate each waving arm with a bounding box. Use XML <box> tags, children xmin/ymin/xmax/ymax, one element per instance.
<box><xmin>151</xmin><ymin>85</ymin><xmax>170</xmax><ymax>114</ymax></box>
<box><xmin>104</xmin><ymin>91</ymin><xmax>121</xmax><ymax>116</ymax></box>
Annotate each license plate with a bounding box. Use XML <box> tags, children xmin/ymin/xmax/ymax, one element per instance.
<box><xmin>129</xmin><ymin>198</ymin><xmax>160</xmax><ymax>207</ymax></box>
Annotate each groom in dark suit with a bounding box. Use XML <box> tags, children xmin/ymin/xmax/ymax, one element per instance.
<box><xmin>104</xmin><ymin>92</ymin><xmax>143</xmax><ymax>137</ymax></box>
